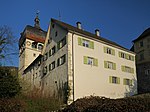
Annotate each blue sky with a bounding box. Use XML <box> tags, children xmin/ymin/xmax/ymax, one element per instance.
<box><xmin>0</xmin><ymin>0</ymin><xmax>150</xmax><ymax>67</ymax></box>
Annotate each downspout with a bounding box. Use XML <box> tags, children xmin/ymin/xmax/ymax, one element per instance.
<box><xmin>72</xmin><ymin>32</ymin><xmax>75</xmax><ymax>102</ymax></box>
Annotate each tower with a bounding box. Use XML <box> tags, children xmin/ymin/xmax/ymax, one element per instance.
<box><xmin>18</xmin><ymin>14</ymin><xmax>47</xmax><ymax>77</ymax></box>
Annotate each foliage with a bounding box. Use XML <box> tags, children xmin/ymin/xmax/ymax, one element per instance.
<box><xmin>62</xmin><ymin>95</ymin><xmax>150</xmax><ymax>112</ymax></box>
<box><xmin>0</xmin><ymin>67</ymin><xmax>21</xmax><ymax>98</ymax></box>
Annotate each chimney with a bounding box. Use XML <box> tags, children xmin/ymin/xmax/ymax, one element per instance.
<box><xmin>76</xmin><ymin>22</ymin><xmax>82</xmax><ymax>29</ymax></box>
<box><xmin>95</xmin><ymin>29</ymin><xmax>100</xmax><ymax>36</ymax></box>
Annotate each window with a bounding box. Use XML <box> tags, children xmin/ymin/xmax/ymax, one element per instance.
<box><xmin>57</xmin><ymin>58</ymin><xmax>60</xmax><ymax>67</ymax></box>
<box><xmin>104</xmin><ymin>61</ymin><xmax>116</xmax><ymax>70</ymax></box>
<box><xmin>139</xmin><ymin>53</ymin><xmax>144</xmax><ymax>61</ymax></box>
<box><xmin>139</xmin><ymin>41</ymin><xmax>143</xmax><ymax>47</ymax></box>
<box><xmin>121</xmin><ymin>52</ymin><xmax>125</xmax><ymax>58</ymax></box>
<box><xmin>49</xmin><ymin>61</ymin><xmax>55</xmax><ymax>71</ymax></box>
<box><xmin>38</xmin><ymin>44</ymin><xmax>43</xmax><ymax>50</ymax></box>
<box><xmin>82</xmin><ymin>39</ymin><xmax>89</xmax><ymax>47</ymax></box>
<box><xmin>87</xmin><ymin>57</ymin><xmax>93</xmax><ymax>65</ymax></box>
<box><xmin>44</xmin><ymin>53</ymin><xmax>48</xmax><ymax>61</ymax></box>
<box><xmin>109</xmin><ymin>76</ymin><xmax>120</xmax><ymax>84</ymax></box>
<box><xmin>50</xmin><ymin>46</ymin><xmax>56</xmax><ymax>56</ymax></box>
<box><xmin>57</xmin><ymin>54</ymin><xmax>66</xmax><ymax>66</ymax></box>
<box><xmin>78</xmin><ymin>37</ymin><xmax>94</xmax><ymax>49</ymax></box>
<box><xmin>33</xmin><ymin>53</ymin><xmax>36</xmax><ymax>57</ymax></box>
<box><xmin>55</xmin><ymin>31</ymin><xmax>58</xmax><ymax>37</ymax></box>
<box><xmin>145</xmin><ymin>69</ymin><xmax>150</xmax><ymax>75</ymax></box>
<box><xmin>60</xmin><ymin>54</ymin><xmax>66</xmax><ymax>65</ymax></box>
<box><xmin>57</xmin><ymin>37</ymin><xmax>66</xmax><ymax>50</ymax></box>
<box><xmin>32</xmin><ymin>42</ymin><xmax>37</xmax><ymax>49</ymax></box>
<box><xmin>104</xmin><ymin>46</ymin><xmax>115</xmax><ymax>55</ymax></box>
<box><xmin>119</xmin><ymin>51</ymin><xmax>134</xmax><ymax>61</ymax></box>
<box><xmin>83</xmin><ymin>56</ymin><xmax>98</xmax><ymax>66</ymax></box>
<box><xmin>121</xmin><ymin>66</ymin><xmax>134</xmax><ymax>74</ymax></box>
<box><xmin>123</xmin><ymin>78</ymin><xmax>132</xmax><ymax>86</ymax></box>
<box><xmin>43</xmin><ymin>66</ymin><xmax>47</xmax><ymax>75</ymax></box>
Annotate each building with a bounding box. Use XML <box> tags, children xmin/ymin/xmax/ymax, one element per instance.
<box><xmin>132</xmin><ymin>28</ymin><xmax>150</xmax><ymax>94</ymax></box>
<box><xmin>19</xmin><ymin>16</ymin><xmax>137</xmax><ymax>104</ymax></box>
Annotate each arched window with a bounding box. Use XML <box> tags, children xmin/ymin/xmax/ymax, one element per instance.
<box><xmin>38</xmin><ymin>44</ymin><xmax>43</xmax><ymax>50</ymax></box>
<box><xmin>32</xmin><ymin>42</ymin><xmax>37</xmax><ymax>49</ymax></box>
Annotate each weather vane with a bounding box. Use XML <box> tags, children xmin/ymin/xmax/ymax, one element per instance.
<box><xmin>36</xmin><ymin>10</ymin><xmax>40</xmax><ymax>17</ymax></box>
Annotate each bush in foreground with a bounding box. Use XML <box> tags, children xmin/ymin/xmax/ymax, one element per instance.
<box><xmin>63</xmin><ymin>95</ymin><xmax>150</xmax><ymax>112</ymax></box>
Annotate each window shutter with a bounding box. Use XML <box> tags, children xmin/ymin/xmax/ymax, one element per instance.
<box><xmin>78</xmin><ymin>37</ymin><xmax>82</xmax><ymax>45</ymax></box>
<box><xmin>125</xmin><ymin>54</ymin><xmax>128</xmax><ymax>60</ymax></box>
<box><xmin>104</xmin><ymin>61</ymin><xmax>107</xmax><ymax>68</ymax></box>
<box><xmin>104</xmin><ymin>47</ymin><xmax>107</xmax><ymax>53</ymax></box>
<box><xmin>113</xmin><ymin>63</ymin><xmax>116</xmax><ymax>70</ymax></box>
<box><xmin>83</xmin><ymin>56</ymin><xmax>88</xmax><ymax>64</ymax></box>
<box><xmin>93</xmin><ymin>58</ymin><xmax>98</xmax><ymax>66</ymax></box>
<box><xmin>123</xmin><ymin>79</ymin><xmax>126</xmax><ymax>85</ymax></box>
<box><xmin>109</xmin><ymin>76</ymin><xmax>112</xmax><ymax>83</ymax></box>
<box><xmin>112</xmin><ymin>49</ymin><xmax>115</xmax><ymax>55</ymax></box>
<box><xmin>90</xmin><ymin>41</ymin><xmax>94</xmax><ymax>49</ymax></box>
<box><xmin>121</xmin><ymin>66</ymin><xmax>125</xmax><ymax>72</ymax></box>
<box><xmin>117</xmin><ymin>77</ymin><xmax>120</xmax><ymax>84</ymax></box>
<box><xmin>118</xmin><ymin>52</ymin><xmax>121</xmax><ymax>57</ymax></box>
<box><xmin>131</xmin><ymin>68</ymin><xmax>134</xmax><ymax>74</ymax></box>
<box><xmin>131</xmin><ymin>56</ymin><xmax>134</xmax><ymax>61</ymax></box>
<box><xmin>130</xmin><ymin>80</ymin><xmax>133</xmax><ymax>86</ymax></box>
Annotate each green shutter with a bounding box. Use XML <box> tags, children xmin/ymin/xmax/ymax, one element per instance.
<box><xmin>104</xmin><ymin>61</ymin><xmax>107</xmax><ymax>68</ymax></box>
<box><xmin>109</xmin><ymin>76</ymin><xmax>112</xmax><ymax>83</ymax></box>
<box><xmin>123</xmin><ymin>79</ymin><xmax>126</xmax><ymax>85</ymax></box>
<box><xmin>119</xmin><ymin>52</ymin><xmax>121</xmax><ymax>57</ymax></box>
<box><xmin>131</xmin><ymin>68</ymin><xmax>134</xmax><ymax>74</ymax></box>
<box><xmin>78</xmin><ymin>37</ymin><xmax>82</xmax><ymax>45</ymax></box>
<box><xmin>121</xmin><ymin>66</ymin><xmax>125</xmax><ymax>72</ymax></box>
<box><xmin>131</xmin><ymin>56</ymin><xmax>134</xmax><ymax>61</ymax></box>
<box><xmin>117</xmin><ymin>77</ymin><xmax>120</xmax><ymax>84</ymax></box>
<box><xmin>113</xmin><ymin>63</ymin><xmax>116</xmax><ymax>70</ymax></box>
<box><xmin>125</xmin><ymin>54</ymin><xmax>128</xmax><ymax>60</ymax></box>
<box><xmin>90</xmin><ymin>41</ymin><xmax>94</xmax><ymax>49</ymax></box>
<box><xmin>84</xmin><ymin>56</ymin><xmax>88</xmax><ymax>64</ymax></box>
<box><xmin>130</xmin><ymin>80</ymin><xmax>133</xmax><ymax>86</ymax></box>
<box><xmin>112</xmin><ymin>49</ymin><xmax>115</xmax><ymax>55</ymax></box>
<box><xmin>93</xmin><ymin>58</ymin><xmax>98</xmax><ymax>66</ymax></box>
<box><xmin>104</xmin><ymin>47</ymin><xmax>107</xmax><ymax>53</ymax></box>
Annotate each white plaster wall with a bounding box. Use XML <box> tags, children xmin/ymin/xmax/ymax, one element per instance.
<box><xmin>70</xmin><ymin>34</ymin><xmax>137</xmax><ymax>100</ymax></box>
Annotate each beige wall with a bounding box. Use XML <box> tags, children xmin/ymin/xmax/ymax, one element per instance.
<box><xmin>69</xmin><ymin>33</ymin><xmax>137</xmax><ymax>100</ymax></box>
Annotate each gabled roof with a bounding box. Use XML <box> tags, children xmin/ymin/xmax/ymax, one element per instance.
<box><xmin>51</xmin><ymin>18</ymin><xmax>134</xmax><ymax>54</ymax></box>
<box><xmin>133</xmin><ymin>28</ymin><xmax>150</xmax><ymax>42</ymax></box>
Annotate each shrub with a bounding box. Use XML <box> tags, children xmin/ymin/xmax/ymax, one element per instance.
<box><xmin>63</xmin><ymin>95</ymin><xmax>150</xmax><ymax>112</ymax></box>
<box><xmin>0</xmin><ymin>67</ymin><xmax>21</xmax><ymax>98</ymax></box>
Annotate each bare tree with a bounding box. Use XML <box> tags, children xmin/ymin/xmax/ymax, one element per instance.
<box><xmin>0</xmin><ymin>25</ymin><xmax>18</xmax><ymax>65</ymax></box>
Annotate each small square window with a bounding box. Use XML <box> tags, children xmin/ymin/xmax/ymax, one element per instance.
<box><xmin>33</xmin><ymin>53</ymin><xmax>36</xmax><ymax>57</ymax></box>
<box><xmin>87</xmin><ymin>57</ymin><xmax>93</xmax><ymax>65</ymax></box>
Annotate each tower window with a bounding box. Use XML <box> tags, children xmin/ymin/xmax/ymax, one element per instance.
<box><xmin>38</xmin><ymin>44</ymin><xmax>43</xmax><ymax>50</ymax></box>
<box><xmin>32</xmin><ymin>42</ymin><xmax>38</xmax><ymax>49</ymax></box>
<box><xmin>33</xmin><ymin>53</ymin><xmax>36</xmax><ymax>57</ymax></box>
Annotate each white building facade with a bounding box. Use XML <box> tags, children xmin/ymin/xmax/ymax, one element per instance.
<box><xmin>19</xmin><ymin>18</ymin><xmax>137</xmax><ymax>104</ymax></box>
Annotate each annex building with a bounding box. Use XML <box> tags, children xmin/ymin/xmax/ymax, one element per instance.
<box><xmin>19</xmin><ymin>15</ymin><xmax>137</xmax><ymax>104</ymax></box>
